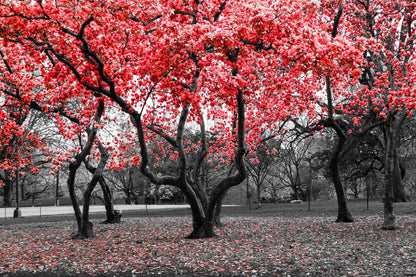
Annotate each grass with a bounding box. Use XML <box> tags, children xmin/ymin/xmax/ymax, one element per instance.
<box><xmin>2</xmin><ymin>198</ymin><xmax>414</xmax><ymax>226</ymax></box>
<box><xmin>0</xmin><ymin>199</ymin><xmax>415</xmax><ymax>276</ymax></box>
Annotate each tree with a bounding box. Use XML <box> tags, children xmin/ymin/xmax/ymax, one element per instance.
<box><xmin>0</xmin><ymin>0</ymin><xmax>363</xmax><ymax>238</ymax></box>
<box><xmin>342</xmin><ymin>0</ymin><xmax>416</xmax><ymax>229</ymax></box>
<box><xmin>246</xmin><ymin>135</ymin><xmax>282</xmax><ymax>208</ymax></box>
<box><xmin>0</xmin><ymin>44</ymin><xmax>119</xmax><ymax>237</ymax></box>
<box><xmin>338</xmin><ymin>127</ymin><xmax>394</xmax><ymax>200</ymax></box>
<box><xmin>274</xmin><ymin>137</ymin><xmax>316</xmax><ymax>202</ymax></box>
<box><xmin>0</xmin><ymin>99</ymin><xmax>44</xmax><ymax>206</ymax></box>
<box><xmin>312</xmin><ymin>3</ymin><xmax>356</xmax><ymax>223</ymax></box>
<box><xmin>106</xmin><ymin>167</ymin><xmax>144</xmax><ymax>204</ymax></box>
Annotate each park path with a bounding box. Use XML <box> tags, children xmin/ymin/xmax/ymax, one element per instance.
<box><xmin>0</xmin><ymin>204</ymin><xmax>190</xmax><ymax>218</ymax></box>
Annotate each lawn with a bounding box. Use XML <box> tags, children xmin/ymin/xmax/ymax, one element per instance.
<box><xmin>0</xmin><ymin>199</ymin><xmax>415</xmax><ymax>276</ymax></box>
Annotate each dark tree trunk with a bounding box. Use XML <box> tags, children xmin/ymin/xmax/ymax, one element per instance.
<box><xmin>77</xmin><ymin>142</ymin><xmax>109</xmax><ymax>238</ymax></box>
<box><xmin>83</xmin><ymin>146</ymin><xmax>119</xmax><ymax>224</ymax></box>
<box><xmin>187</xmin><ymin>219</ymin><xmax>215</xmax><ymax>239</ymax></box>
<box><xmin>321</xmin><ymin>4</ymin><xmax>353</xmax><ymax>223</ymax></box>
<box><xmin>79</xmin><ymin>178</ymin><xmax>98</xmax><ymax>238</ymax></box>
<box><xmin>292</xmin><ymin>185</ymin><xmax>300</xmax><ymax>200</ymax></box>
<box><xmin>68</xmin><ymin>162</ymin><xmax>82</xmax><ymax>231</ymax></box>
<box><xmin>20</xmin><ymin>178</ymin><xmax>25</xmax><ymax>202</ymax></box>
<box><xmin>182</xmin><ymin>181</ymin><xmax>215</xmax><ymax>239</ymax></box>
<box><xmin>256</xmin><ymin>183</ymin><xmax>261</xmax><ymax>209</ymax></box>
<box><xmin>2</xmin><ymin>177</ymin><xmax>13</xmax><ymax>207</ymax></box>
<box><xmin>99</xmin><ymin>177</ymin><xmax>120</xmax><ymax>224</ymax></box>
<box><xmin>186</xmin><ymin>88</ymin><xmax>246</xmax><ymax>239</ymax></box>
<box><xmin>392</xmin><ymin>149</ymin><xmax>408</xmax><ymax>202</ymax></box>
<box><xmin>128</xmin><ymin>49</ymin><xmax>246</xmax><ymax>240</ymax></box>
<box><xmin>213</xmin><ymin>191</ymin><xmax>226</xmax><ymax>227</ymax></box>
<box><xmin>154</xmin><ymin>184</ymin><xmax>160</xmax><ymax>205</ymax></box>
<box><xmin>68</xmin><ymin>100</ymin><xmax>104</xmax><ymax>238</ymax></box>
<box><xmin>382</xmin><ymin>123</ymin><xmax>396</xmax><ymax>230</ymax></box>
<box><xmin>330</xmin><ymin>134</ymin><xmax>354</xmax><ymax>223</ymax></box>
<box><xmin>124</xmin><ymin>189</ymin><xmax>132</xmax><ymax>204</ymax></box>
<box><xmin>324</xmin><ymin>73</ymin><xmax>354</xmax><ymax>223</ymax></box>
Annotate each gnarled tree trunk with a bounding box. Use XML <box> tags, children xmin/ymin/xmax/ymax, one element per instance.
<box><xmin>79</xmin><ymin>144</ymin><xmax>109</xmax><ymax>238</ymax></box>
<box><xmin>84</xmin><ymin>143</ymin><xmax>120</xmax><ymax>224</ymax></box>
<box><xmin>67</xmin><ymin>100</ymin><xmax>104</xmax><ymax>239</ymax></box>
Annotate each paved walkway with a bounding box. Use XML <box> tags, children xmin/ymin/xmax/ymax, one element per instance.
<box><xmin>0</xmin><ymin>204</ymin><xmax>190</xmax><ymax>218</ymax></box>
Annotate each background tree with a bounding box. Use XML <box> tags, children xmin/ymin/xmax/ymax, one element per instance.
<box><xmin>246</xmin><ymin>134</ymin><xmax>282</xmax><ymax>208</ymax></box>
<box><xmin>343</xmin><ymin>0</ymin><xmax>416</xmax><ymax>229</ymax></box>
<box><xmin>274</xmin><ymin>137</ymin><xmax>315</xmax><ymax>202</ymax></box>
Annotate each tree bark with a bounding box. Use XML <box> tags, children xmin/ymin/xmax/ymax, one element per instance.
<box><xmin>256</xmin><ymin>183</ymin><xmax>262</xmax><ymax>209</ymax></box>
<box><xmin>187</xmin><ymin>220</ymin><xmax>215</xmax><ymax>239</ymax></box>
<box><xmin>154</xmin><ymin>184</ymin><xmax>160</xmax><ymax>205</ymax></box>
<box><xmin>392</xmin><ymin>148</ymin><xmax>408</xmax><ymax>202</ymax></box>
<box><xmin>330</xmin><ymin>138</ymin><xmax>354</xmax><ymax>223</ymax></box>
<box><xmin>84</xmin><ymin>144</ymin><xmax>120</xmax><ymax>224</ymax></box>
<box><xmin>382</xmin><ymin>119</ymin><xmax>396</xmax><ymax>230</ymax></box>
<box><xmin>324</xmin><ymin>77</ymin><xmax>354</xmax><ymax>223</ymax></box>
<box><xmin>2</xmin><ymin>177</ymin><xmax>13</xmax><ymax>207</ymax></box>
<box><xmin>99</xmin><ymin>177</ymin><xmax>120</xmax><ymax>224</ymax></box>
<box><xmin>79</xmin><ymin>178</ymin><xmax>98</xmax><ymax>238</ymax></box>
<box><xmin>322</xmin><ymin>3</ymin><xmax>353</xmax><ymax>223</ymax></box>
<box><xmin>68</xmin><ymin>162</ymin><xmax>82</xmax><ymax>230</ymax></box>
<box><xmin>67</xmin><ymin>100</ymin><xmax>104</xmax><ymax>238</ymax></box>
<box><xmin>124</xmin><ymin>189</ymin><xmax>132</xmax><ymax>204</ymax></box>
<box><xmin>213</xmin><ymin>191</ymin><xmax>226</xmax><ymax>227</ymax></box>
<box><xmin>78</xmin><ymin>142</ymin><xmax>110</xmax><ymax>238</ymax></box>
<box><xmin>182</xmin><ymin>181</ymin><xmax>214</xmax><ymax>239</ymax></box>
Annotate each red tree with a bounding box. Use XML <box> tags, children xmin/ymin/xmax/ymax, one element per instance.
<box><xmin>0</xmin><ymin>0</ymin><xmax>367</xmax><ymax>238</ymax></box>
<box><xmin>343</xmin><ymin>0</ymin><xmax>416</xmax><ymax>229</ymax></box>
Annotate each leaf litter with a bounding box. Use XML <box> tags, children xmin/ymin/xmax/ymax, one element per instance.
<box><xmin>0</xmin><ymin>215</ymin><xmax>415</xmax><ymax>276</ymax></box>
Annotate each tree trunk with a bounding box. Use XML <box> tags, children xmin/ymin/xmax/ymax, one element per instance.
<box><xmin>292</xmin><ymin>182</ymin><xmax>301</xmax><ymax>200</ymax></box>
<box><xmin>154</xmin><ymin>184</ymin><xmax>160</xmax><ymax>204</ymax></box>
<box><xmin>128</xmin><ymin>51</ymin><xmax>246</xmax><ymax>240</ymax></box>
<box><xmin>20</xmin><ymin>178</ymin><xmax>25</xmax><ymax>202</ymax></box>
<box><xmin>124</xmin><ymin>189</ymin><xmax>132</xmax><ymax>204</ymax></box>
<box><xmin>246</xmin><ymin>177</ymin><xmax>252</xmax><ymax>210</ymax></box>
<box><xmin>382</xmin><ymin>121</ymin><xmax>397</xmax><ymax>230</ymax></box>
<box><xmin>323</xmin><ymin>7</ymin><xmax>353</xmax><ymax>223</ymax></box>
<box><xmin>68</xmin><ymin>101</ymin><xmax>104</xmax><ymax>238</ymax></box>
<box><xmin>392</xmin><ymin>149</ymin><xmax>408</xmax><ymax>202</ymax></box>
<box><xmin>2</xmin><ymin>177</ymin><xmax>13</xmax><ymax>207</ymax></box>
<box><xmin>100</xmin><ymin>177</ymin><xmax>120</xmax><ymax>224</ymax></box>
<box><xmin>213</xmin><ymin>191</ymin><xmax>226</xmax><ymax>227</ymax></box>
<box><xmin>256</xmin><ymin>183</ymin><xmax>261</xmax><ymax>209</ymax></box>
<box><xmin>330</xmin><ymin>135</ymin><xmax>354</xmax><ymax>223</ymax></box>
<box><xmin>183</xmin><ymin>182</ymin><xmax>215</xmax><ymax>239</ymax></box>
<box><xmin>77</xmin><ymin>143</ymin><xmax>109</xmax><ymax>238</ymax></box>
<box><xmin>68</xmin><ymin>162</ymin><xmax>82</xmax><ymax>231</ymax></box>
<box><xmin>84</xmin><ymin>154</ymin><xmax>119</xmax><ymax>224</ymax></box>
<box><xmin>187</xmin><ymin>219</ymin><xmax>215</xmax><ymax>239</ymax></box>
<box><xmin>78</xmin><ymin>177</ymin><xmax>98</xmax><ymax>238</ymax></box>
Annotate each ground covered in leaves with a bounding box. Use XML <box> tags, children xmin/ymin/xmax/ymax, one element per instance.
<box><xmin>0</xmin><ymin>214</ymin><xmax>415</xmax><ymax>276</ymax></box>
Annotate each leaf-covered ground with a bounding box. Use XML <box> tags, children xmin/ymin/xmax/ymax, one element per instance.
<box><xmin>0</xmin><ymin>215</ymin><xmax>415</xmax><ymax>276</ymax></box>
